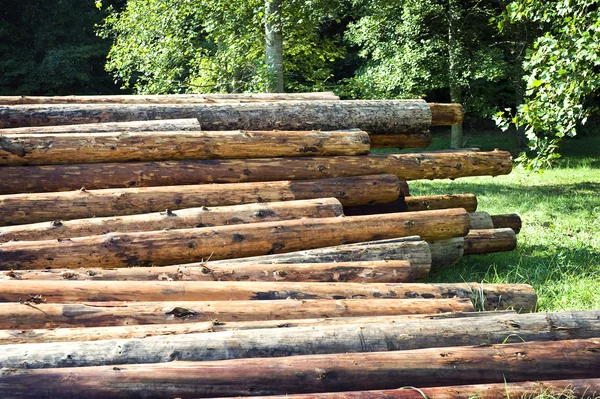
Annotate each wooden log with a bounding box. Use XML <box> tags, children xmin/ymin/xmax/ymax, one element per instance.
<box><xmin>427</xmin><ymin>238</ymin><xmax>464</xmax><ymax>269</ymax></box>
<box><xmin>429</xmin><ymin>103</ymin><xmax>465</xmax><ymax>126</ymax></box>
<box><xmin>0</xmin><ymin>198</ymin><xmax>344</xmax><ymax>242</ymax></box>
<box><xmin>368</xmin><ymin>132</ymin><xmax>431</xmax><ymax>149</ymax></box>
<box><xmin>0</xmin><ymin>118</ymin><xmax>203</xmax><ymax>134</ymax></box>
<box><xmin>0</xmin><ymin>260</ymin><xmax>415</xmax><ymax>283</ymax></box>
<box><xmin>0</xmin><ymin>339</ymin><xmax>597</xmax><ymax>398</ymax></box>
<box><xmin>0</xmin><ymin>208</ymin><xmax>469</xmax><ymax>269</ymax></box>
<box><xmin>344</xmin><ymin>193</ymin><xmax>477</xmax><ymax>216</ymax></box>
<box><xmin>491</xmin><ymin>213</ymin><xmax>522</xmax><ymax>234</ymax></box>
<box><xmin>0</xmin><ymin>298</ymin><xmax>475</xmax><ymax>329</ymax></box>
<box><xmin>0</xmin><ymin>130</ymin><xmax>371</xmax><ymax>166</ymax></box>
<box><xmin>463</xmin><ymin>228</ymin><xmax>517</xmax><ymax>255</ymax></box>
<box><xmin>2</xmin><ymin>310</ymin><xmax>598</xmax><ymax>370</ymax></box>
<box><xmin>0</xmin><ymin>151</ymin><xmax>513</xmax><ymax>194</ymax></box>
<box><xmin>0</xmin><ymin>311</ymin><xmax>513</xmax><ymax>345</ymax></box>
<box><xmin>220</xmin><ymin>379</ymin><xmax>600</xmax><ymax>399</ymax></box>
<box><xmin>0</xmin><ymin>281</ymin><xmax>535</xmax><ymax>311</ymax></box>
<box><xmin>0</xmin><ymin>100</ymin><xmax>432</xmax><ymax>132</ymax></box>
<box><xmin>210</xmin><ymin>236</ymin><xmax>432</xmax><ymax>280</ymax></box>
<box><xmin>0</xmin><ymin>92</ymin><xmax>340</xmax><ymax>105</ymax></box>
<box><xmin>0</xmin><ymin>175</ymin><xmax>399</xmax><ymax>226</ymax></box>
<box><xmin>468</xmin><ymin>212</ymin><xmax>494</xmax><ymax>229</ymax></box>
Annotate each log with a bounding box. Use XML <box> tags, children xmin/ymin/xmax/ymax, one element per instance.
<box><xmin>3</xmin><ymin>310</ymin><xmax>598</xmax><ymax>370</ymax></box>
<box><xmin>0</xmin><ymin>298</ymin><xmax>475</xmax><ymax>329</ymax></box>
<box><xmin>491</xmin><ymin>213</ymin><xmax>522</xmax><ymax>234</ymax></box>
<box><xmin>0</xmin><ymin>311</ymin><xmax>514</xmax><ymax>345</ymax></box>
<box><xmin>0</xmin><ymin>174</ymin><xmax>400</xmax><ymax>226</ymax></box>
<box><xmin>0</xmin><ymin>100</ymin><xmax>432</xmax><ymax>132</ymax></box>
<box><xmin>0</xmin><ymin>118</ymin><xmax>203</xmax><ymax>134</ymax></box>
<box><xmin>0</xmin><ymin>151</ymin><xmax>513</xmax><ymax>194</ymax></box>
<box><xmin>0</xmin><ymin>92</ymin><xmax>340</xmax><ymax>105</ymax></box>
<box><xmin>0</xmin><ymin>339</ymin><xmax>597</xmax><ymax>398</ymax></box>
<box><xmin>219</xmin><ymin>379</ymin><xmax>600</xmax><ymax>399</ymax></box>
<box><xmin>463</xmin><ymin>228</ymin><xmax>517</xmax><ymax>255</ymax></box>
<box><xmin>427</xmin><ymin>238</ymin><xmax>464</xmax><ymax>269</ymax></box>
<box><xmin>0</xmin><ymin>260</ymin><xmax>415</xmax><ymax>283</ymax></box>
<box><xmin>468</xmin><ymin>212</ymin><xmax>494</xmax><ymax>229</ymax></box>
<box><xmin>0</xmin><ymin>198</ymin><xmax>344</xmax><ymax>242</ymax></box>
<box><xmin>0</xmin><ymin>281</ymin><xmax>535</xmax><ymax>311</ymax></box>
<box><xmin>368</xmin><ymin>132</ymin><xmax>431</xmax><ymax>149</ymax></box>
<box><xmin>344</xmin><ymin>193</ymin><xmax>477</xmax><ymax>216</ymax></box>
<box><xmin>0</xmin><ymin>130</ymin><xmax>371</xmax><ymax>166</ymax></box>
<box><xmin>0</xmin><ymin>208</ymin><xmax>469</xmax><ymax>269</ymax></box>
<box><xmin>210</xmin><ymin>236</ymin><xmax>432</xmax><ymax>280</ymax></box>
<box><xmin>429</xmin><ymin>103</ymin><xmax>465</xmax><ymax>126</ymax></box>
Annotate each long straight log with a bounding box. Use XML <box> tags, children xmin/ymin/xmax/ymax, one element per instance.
<box><xmin>368</xmin><ymin>132</ymin><xmax>431</xmax><ymax>149</ymax></box>
<box><xmin>0</xmin><ymin>92</ymin><xmax>340</xmax><ymax>105</ymax></box>
<box><xmin>463</xmin><ymin>228</ymin><xmax>517</xmax><ymax>255</ymax></box>
<box><xmin>0</xmin><ymin>311</ymin><xmax>513</xmax><ymax>345</ymax></box>
<box><xmin>0</xmin><ymin>208</ymin><xmax>469</xmax><ymax>269</ymax></box>
<box><xmin>0</xmin><ymin>339</ymin><xmax>597</xmax><ymax>398</ymax></box>
<box><xmin>0</xmin><ymin>281</ymin><xmax>535</xmax><ymax>311</ymax></box>
<box><xmin>344</xmin><ymin>193</ymin><xmax>478</xmax><ymax>216</ymax></box>
<box><xmin>491</xmin><ymin>213</ymin><xmax>522</xmax><ymax>234</ymax></box>
<box><xmin>0</xmin><ymin>118</ymin><xmax>203</xmax><ymax>134</ymax></box>
<box><xmin>223</xmin><ymin>379</ymin><xmax>600</xmax><ymax>399</ymax></box>
<box><xmin>2</xmin><ymin>311</ymin><xmax>597</xmax><ymax>370</ymax></box>
<box><xmin>429</xmin><ymin>103</ymin><xmax>465</xmax><ymax>126</ymax></box>
<box><xmin>0</xmin><ymin>175</ymin><xmax>399</xmax><ymax>226</ymax></box>
<box><xmin>427</xmin><ymin>238</ymin><xmax>464</xmax><ymax>269</ymax></box>
<box><xmin>0</xmin><ymin>151</ymin><xmax>513</xmax><ymax>194</ymax></box>
<box><xmin>210</xmin><ymin>236</ymin><xmax>432</xmax><ymax>279</ymax></box>
<box><xmin>0</xmin><ymin>298</ymin><xmax>475</xmax><ymax>329</ymax></box>
<box><xmin>0</xmin><ymin>260</ymin><xmax>415</xmax><ymax>283</ymax></box>
<box><xmin>0</xmin><ymin>130</ymin><xmax>371</xmax><ymax>166</ymax></box>
<box><xmin>0</xmin><ymin>198</ymin><xmax>344</xmax><ymax>242</ymax></box>
<box><xmin>0</xmin><ymin>100</ymin><xmax>432</xmax><ymax>131</ymax></box>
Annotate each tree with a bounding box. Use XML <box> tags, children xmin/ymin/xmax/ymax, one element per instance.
<box><xmin>265</xmin><ymin>0</ymin><xmax>284</xmax><ymax>92</ymax></box>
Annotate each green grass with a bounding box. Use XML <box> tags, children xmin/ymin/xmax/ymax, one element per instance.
<box><xmin>403</xmin><ymin>131</ymin><xmax>600</xmax><ymax>311</ymax></box>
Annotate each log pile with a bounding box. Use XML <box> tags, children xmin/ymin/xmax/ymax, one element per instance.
<box><xmin>1</xmin><ymin>92</ymin><xmax>594</xmax><ymax>398</ymax></box>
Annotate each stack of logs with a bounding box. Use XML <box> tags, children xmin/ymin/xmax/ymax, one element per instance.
<box><xmin>0</xmin><ymin>93</ymin><xmax>598</xmax><ymax>398</ymax></box>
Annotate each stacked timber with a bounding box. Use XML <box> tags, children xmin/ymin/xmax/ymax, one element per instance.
<box><xmin>1</xmin><ymin>92</ymin><xmax>581</xmax><ymax>399</ymax></box>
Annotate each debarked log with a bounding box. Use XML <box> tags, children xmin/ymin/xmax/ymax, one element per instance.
<box><xmin>0</xmin><ymin>298</ymin><xmax>475</xmax><ymax>329</ymax></box>
<box><xmin>2</xmin><ymin>310</ymin><xmax>597</xmax><ymax>370</ymax></box>
<box><xmin>0</xmin><ymin>130</ymin><xmax>371</xmax><ymax>166</ymax></box>
<box><xmin>0</xmin><ymin>198</ymin><xmax>344</xmax><ymax>242</ymax></box>
<box><xmin>0</xmin><ymin>174</ymin><xmax>400</xmax><ymax>226</ymax></box>
<box><xmin>0</xmin><ymin>208</ymin><xmax>469</xmax><ymax>269</ymax></box>
<box><xmin>344</xmin><ymin>193</ymin><xmax>477</xmax><ymax>216</ymax></box>
<box><xmin>463</xmin><ymin>228</ymin><xmax>517</xmax><ymax>255</ymax></box>
<box><xmin>0</xmin><ymin>100</ymin><xmax>432</xmax><ymax>132</ymax></box>
<box><xmin>0</xmin><ymin>151</ymin><xmax>513</xmax><ymax>194</ymax></box>
<box><xmin>0</xmin><ymin>339</ymin><xmax>597</xmax><ymax>398</ymax></box>
<box><xmin>0</xmin><ymin>260</ymin><xmax>415</xmax><ymax>283</ymax></box>
<box><xmin>368</xmin><ymin>132</ymin><xmax>431</xmax><ymax>149</ymax></box>
<box><xmin>491</xmin><ymin>213</ymin><xmax>522</xmax><ymax>234</ymax></box>
<box><xmin>0</xmin><ymin>118</ymin><xmax>203</xmax><ymax>134</ymax></box>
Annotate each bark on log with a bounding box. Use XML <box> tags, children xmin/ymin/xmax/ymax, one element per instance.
<box><xmin>210</xmin><ymin>236</ymin><xmax>432</xmax><ymax>280</ymax></box>
<box><xmin>429</xmin><ymin>103</ymin><xmax>465</xmax><ymax>126</ymax></box>
<box><xmin>468</xmin><ymin>212</ymin><xmax>494</xmax><ymax>229</ymax></box>
<box><xmin>0</xmin><ymin>298</ymin><xmax>475</xmax><ymax>329</ymax></box>
<box><xmin>0</xmin><ymin>175</ymin><xmax>399</xmax><ymax>226</ymax></box>
<box><xmin>0</xmin><ymin>311</ymin><xmax>513</xmax><ymax>345</ymax></box>
<box><xmin>0</xmin><ymin>281</ymin><xmax>535</xmax><ymax>311</ymax></box>
<box><xmin>0</xmin><ymin>100</ymin><xmax>432</xmax><ymax>132</ymax></box>
<box><xmin>0</xmin><ymin>151</ymin><xmax>513</xmax><ymax>194</ymax></box>
<box><xmin>427</xmin><ymin>238</ymin><xmax>464</xmax><ymax>269</ymax></box>
<box><xmin>0</xmin><ymin>339</ymin><xmax>597</xmax><ymax>398</ymax></box>
<box><xmin>491</xmin><ymin>213</ymin><xmax>522</xmax><ymax>234</ymax></box>
<box><xmin>0</xmin><ymin>260</ymin><xmax>415</xmax><ymax>283</ymax></box>
<box><xmin>0</xmin><ymin>92</ymin><xmax>340</xmax><ymax>105</ymax></box>
<box><xmin>368</xmin><ymin>132</ymin><xmax>431</xmax><ymax>149</ymax></box>
<box><xmin>0</xmin><ymin>198</ymin><xmax>343</xmax><ymax>242</ymax></box>
<box><xmin>463</xmin><ymin>228</ymin><xmax>517</xmax><ymax>255</ymax></box>
<box><xmin>221</xmin><ymin>379</ymin><xmax>600</xmax><ymax>399</ymax></box>
<box><xmin>0</xmin><ymin>208</ymin><xmax>469</xmax><ymax>269</ymax></box>
<box><xmin>0</xmin><ymin>118</ymin><xmax>203</xmax><ymax>134</ymax></box>
<box><xmin>3</xmin><ymin>310</ymin><xmax>597</xmax><ymax>370</ymax></box>
<box><xmin>0</xmin><ymin>130</ymin><xmax>371</xmax><ymax>166</ymax></box>
<box><xmin>344</xmin><ymin>193</ymin><xmax>477</xmax><ymax>216</ymax></box>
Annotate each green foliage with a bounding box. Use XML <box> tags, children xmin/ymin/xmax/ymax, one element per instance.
<box><xmin>499</xmin><ymin>0</ymin><xmax>600</xmax><ymax>168</ymax></box>
<box><xmin>99</xmin><ymin>0</ymin><xmax>347</xmax><ymax>93</ymax></box>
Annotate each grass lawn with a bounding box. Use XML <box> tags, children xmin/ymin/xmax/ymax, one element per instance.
<box><xmin>404</xmin><ymin>131</ymin><xmax>600</xmax><ymax>312</ymax></box>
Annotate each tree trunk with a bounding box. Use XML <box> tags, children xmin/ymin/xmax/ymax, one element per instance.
<box><xmin>0</xmin><ymin>151</ymin><xmax>513</xmax><ymax>194</ymax></box>
<box><xmin>0</xmin><ymin>100</ymin><xmax>432</xmax><ymax>132</ymax></box>
<box><xmin>0</xmin><ymin>130</ymin><xmax>370</xmax><ymax>166</ymax></box>
<box><xmin>463</xmin><ymin>228</ymin><xmax>517</xmax><ymax>255</ymax></box>
<box><xmin>0</xmin><ymin>298</ymin><xmax>476</xmax><ymax>329</ymax></box>
<box><xmin>265</xmin><ymin>0</ymin><xmax>284</xmax><ymax>92</ymax></box>
<box><xmin>210</xmin><ymin>236</ymin><xmax>432</xmax><ymax>280</ymax></box>
<box><xmin>0</xmin><ymin>311</ymin><xmax>513</xmax><ymax>345</ymax></box>
<box><xmin>0</xmin><ymin>260</ymin><xmax>414</xmax><ymax>283</ymax></box>
<box><xmin>0</xmin><ymin>208</ymin><xmax>470</xmax><ymax>269</ymax></box>
<box><xmin>0</xmin><ymin>198</ymin><xmax>343</xmax><ymax>243</ymax></box>
<box><xmin>0</xmin><ymin>339</ymin><xmax>597</xmax><ymax>398</ymax></box>
<box><xmin>368</xmin><ymin>132</ymin><xmax>431</xmax><ymax>149</ymax></box>
<box><xmin>448</xmin><ymin>0</ymin><xmax>464</xmax><ymax>150</ymax></box>
<box><xmin>0</xmin><ymin>175</ymin><xmax>400</xmax><ymax>226</ymax></box>
<box><xmin>0</xmin><ymin>92</ymin><xmax>340</xmax><ymax>105</ymax></box>
<box><xmin>2</xmin><ymin>311</ymin><xmax>597</xmax><ymax>370</ymax></box>
<box><xmin>449</xmin><ymin>87</ymin><xmax>464</xmax><ymax>149</ymax></box>
<box><xmin>491</xmin><ymin>213</ymin><xmax>522</xmax><ymax>234</ymax></box>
